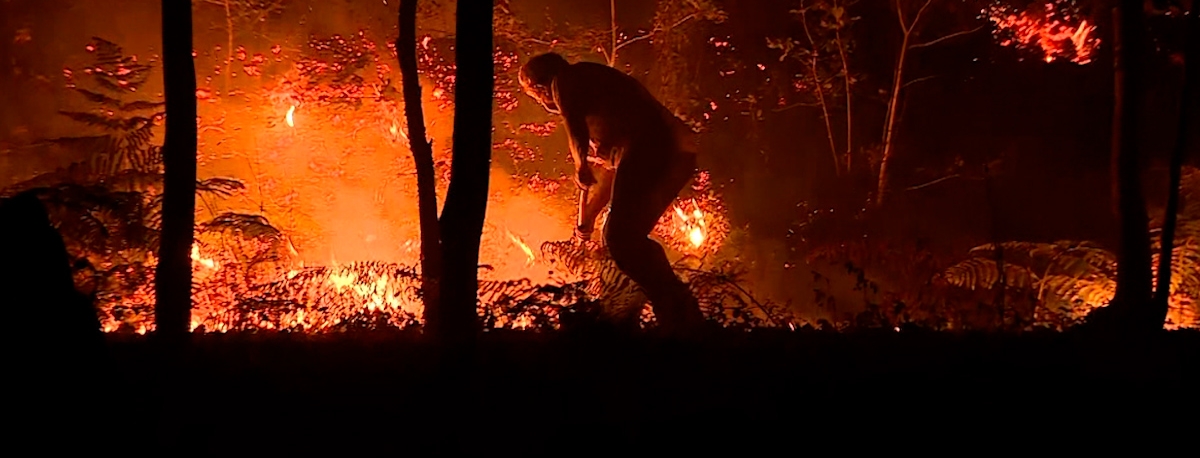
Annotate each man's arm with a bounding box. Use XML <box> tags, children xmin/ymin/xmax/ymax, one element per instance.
<box><xmin>551</xmin><ymin>77</ymin><xmax>594</xmax><ymax>188</ymax></box>
<box><xmin>578</xmin><ymin>166</ymin><xmax>614</xmax><ymax>238</ymax></box>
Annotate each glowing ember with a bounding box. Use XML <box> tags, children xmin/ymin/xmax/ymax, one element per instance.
<box><xmin>984</xmin><ymin>0</ymin><xmax>1099</xmax><ymax>64</ymax></box>
<box><xmin>285</xmin><ymin>105</ymin><xmax>295</xmax><ymax>127</ymax></box>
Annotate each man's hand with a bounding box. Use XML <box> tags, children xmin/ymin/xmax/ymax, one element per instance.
<box><xmin>574</xmin><ymin>165</ymin><xmax>597</xmax><ymax>190</ymax></box>
<box><xmin>573</xmin><ymin>224</ymin><xmax>593</xmax><ymax>241</ymax></box>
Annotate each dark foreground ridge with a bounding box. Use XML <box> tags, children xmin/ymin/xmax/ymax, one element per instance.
<box><xmin>27</xmin><ymin>327</ymin><xmax>1192</xmax><ymax>453</ymax></box>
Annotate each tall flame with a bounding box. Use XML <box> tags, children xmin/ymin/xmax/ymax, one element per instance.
<box><xmin>673</xmin><ymin>202</ymin><xmax>708</xmax><ymax>249</ymax></box>
<box><xmin>286</xmin><ymin>105</ymin><xmax>296</xmax><ymax>127</ymax></box>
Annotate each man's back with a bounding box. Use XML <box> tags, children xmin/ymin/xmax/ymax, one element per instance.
<box><xmin>554</xmin><ymin>61</ymin><xmax>673</xmax><ymax>149</ymax></box>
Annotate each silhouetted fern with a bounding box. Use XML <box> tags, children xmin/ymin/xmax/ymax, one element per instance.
<box><xmin>944</xmin><ymin>175</ymin><xmax>1200</xmax><ymax>329</ymax></box>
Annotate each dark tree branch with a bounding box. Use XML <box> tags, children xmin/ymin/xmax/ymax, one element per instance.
<box><xmin>908</xmin><ymin>25</ymin><xmax>984</xmax><ymax>49</ymax></box>
<box><xmin>398</xmin><ymin>0</ymin><xmax>444</xmax><ymax>330</ymax></box>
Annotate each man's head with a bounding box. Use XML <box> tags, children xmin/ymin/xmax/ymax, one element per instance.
<box><xmin>519</xmin><ymin>52</ymin><xmax>569</xmax><ymax>113</ymax></box>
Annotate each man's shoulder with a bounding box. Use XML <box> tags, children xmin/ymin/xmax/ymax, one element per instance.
<box><xmin>563</xmin><ymin>61</ymin><xmax>623</xmax><ymax>79</ymax></box>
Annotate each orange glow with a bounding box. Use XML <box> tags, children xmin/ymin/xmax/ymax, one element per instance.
<box><xmin>54</xmin><ymin>31</ymin><xmax>731</xmax><ymax>334</ymax></box>
<box><xmin>652</xmin><ymin>172</ymin><xmax>729</xmax><ymax>257</ymax></box>
<box><xmin>191</xmin><ymin>245</ymin><xmax>219</xmax><ymax>270</ymax></box>
<box><xmin>985</xmin><ymin>1</ymin><xmax>1099</xmax><ymax>64</ymax></box>
<box><xmin>672</xmin><ymin>200</ymin><xmax>709</xmax><ymax>249</ymax></box>
<box><xmin>507</xmin><ymin>230</ymin><xmax>536</xmax><ymax>266</ymax></box>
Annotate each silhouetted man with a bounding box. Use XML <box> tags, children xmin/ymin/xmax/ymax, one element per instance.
<box><xmin>518</xmin><ymin>52</ymin><xmax>706</xmax><ymax>336</ymax></box>
<box><xmin>0</xmin><ymin>190</ymin><xmax>106</xmax><ymax>449</ymax></box>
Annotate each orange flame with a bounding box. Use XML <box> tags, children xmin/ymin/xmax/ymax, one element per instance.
<box><xmin>506</xmin><ymin>230</ymin><xmax>536</xmax><ymax>266</ymax></box>
<box><xmin>672</xmin><ymin>201</ymin><xmax>708</xmax><ymax>249</ymax></box>
<box><xmin>986</xmin><ymin>1</ymin><xmax>1099</xmax><ymax>64</ymax></box>
<box><xmin>191</xmin><ymin>245</ymin><xmax>219</xmax><ymax>270</ymax></box>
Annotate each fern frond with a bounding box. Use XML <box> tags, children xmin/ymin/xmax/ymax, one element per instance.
<box><xmin>1041</xmin><ymin>274</ymin><xmax>1115</xmax><ymax>308</ymax></box>
<box><xmin>100</xmin><ymin>169</ymin><xmax>163</xmax><ymax>192</ymax></box>
<box><xmin>1050</xmin><ymin>245</ymin><xmax>1117</xmax><ymax>277</ymax></box>
<box><xmin>943</xmin><ymin>257</ymin><xmax>1038</xmax><ymax>290</ymax></box>
<box><xmin>88</xmin><ymin>37</ymin><xmax>124</xmax><ymax>64</ymax></box>
<box><xmin>120</xmin><ymin>100</ymin><xmax>166</xmax><ymax>111</ymax></box>
<box><xmin>73</xmin><ymin>88</ymin><xmax>123</xmax><ymax>107</ymax></box>
<box><xmin>196</xmin><ymin>177</ymin><xmax>247</xmax><ymax>198</ymax></box>
<box><xmin>59</xmin><ymin>111</ymin><xmax>127</xmax><ymax>130</ymax></box>
<box><xmin>199</xmin><ymin>212</ymin><xmax>284</xmax><ymax>242</ymax></box>
<box><xmin>1180</xmin><ymin>166</ymin><xmax>1199</xmax><ymax>218</ymax></box>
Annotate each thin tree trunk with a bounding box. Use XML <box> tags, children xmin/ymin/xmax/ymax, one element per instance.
<box><xmin>876</xmin><ymin>34</ymin><xmax>908</xmax><ymax>206</ymax></box>
<box><xmin>834</xmin><ymin>0</ymin><xmax>853</xmax><ymax>172</ymax></box>
<box><xmin>437</xmin><ymin>0</ymin><xmax>493</xmax><ymax>344</ymax></box>
<box><xmin>1154</xmin><ymin>10</ymin><xmax>1197</xmax><ymax>321</ymax></box>
<box><xmin>1108</xmin><ymin>0</ymin><xmax>1154</xmax><ymax>331</ymax></box>
<box><xmin>799</xmin><ymin>5</ymin><xmax>841</xmax><ymax>176</ymax></box>
<box><xmin>877</xmin><ymin>0</ymin><xmax>934</xmax><ymax>207</ymax></box>
<box><xmin>156</xmin><ymin>0</ymin><xmax>198</xmax><ymax>345</ymax></box>
<box><xmin>609</xmin><ymin>0</ymin><xmax>618</xmax><ymax>66</ymax></box>
<box><xmin>398</xmin><ymin>0</ymin><xmax>444</xmax><ymax>331</ymax></box>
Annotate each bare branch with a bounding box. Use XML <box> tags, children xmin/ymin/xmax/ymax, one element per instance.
<box><xmin>902</xmin><ymin>74</ymin><xmax>939</xmax><ymax>88</ymax></box>
<box><xmin>614</xmin><ymin>32</ymin><xmax>654</xmax><ymax>52</ymax></box>
<box><xmin>670</xmin><ymin>13</ymin><xmax>698</xmax><ymax>31</ymax></box>
<box><xmin>905</xmin><ymin>174</ymin><xmax>960</xmax><ymax>191</ymax></box>
<box><xmin>521</xmin><ymin>37</ymin><xmax>556</xmax><ymax>46</ymax></box>
<box><xmin>910</xmin><ymin>0</ymin><xmax>935</xmax><ymax>33</ymax></box>
<box><xmin>608</xmin><ymin>11</ymin><xmax>697</xmax><ymax>57</ymax></box>
<box><xmin>908</xmin><ymin>25</ymin><xmax>984</xmax><ymax>49</ymax></box>
<box><xmin>772</xmin><ymin>101</ymin><xmax>820</xmax><ymax>112</ymax></box>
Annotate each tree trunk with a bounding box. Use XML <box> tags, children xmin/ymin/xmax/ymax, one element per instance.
<box><xmin>437</xmin><ymin>0</ymin><xmax>493</xmax><ymax>345</ymax></box>
<box><xmin>799</xmin><ymin>6</ymin><xmax>842</xmax><ymax>176</ymax></box>
<box><xmin>1108</xmin><ymin>0</ymin><xmax>1155</xmax><ymax>331</ymax></box>
<box><xmin>398</xmin><ymin>0</ymin><xmax>444</xmax><ymax>331</ymax></box>
<box><xmin>156</xmin><ymin>0</ymin><xmax>198</xmax><ymax>345</ymax></box>
<box><xmin>1154</xmin><ymin>9</ymin><xmax>1197</xmax><ymax>322</ymax></box>
<box><xmin>876</xmin><ymin>34</ymin><xmax>907</xmax><ymax>207</ymax></box>
<box><xmin>835</xmin><ymin>20</ymin><xmax>853</xmax><ymax>173</ymax></box>
<box><xmin>154</xmin><ymin>0</ymin><xmax>198</xmax><ymax>447</ymax></box>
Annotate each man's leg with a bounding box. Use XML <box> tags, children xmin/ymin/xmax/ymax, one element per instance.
<box><xmin>604</xmin><ymin>146</ymin><xmax>704</xmax><ymax>331</ymax></box>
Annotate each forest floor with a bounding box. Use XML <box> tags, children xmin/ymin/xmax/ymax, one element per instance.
<box><xmin>32</xmin><ymin>328</ymin><xmax>1200</xmax><ymax>453</ymax></box>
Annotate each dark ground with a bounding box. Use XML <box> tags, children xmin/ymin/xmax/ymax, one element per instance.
<box><xmin>15</xmin><ymin>327</ymin><xmax>1194</xmax><ymax>455</ymax></box>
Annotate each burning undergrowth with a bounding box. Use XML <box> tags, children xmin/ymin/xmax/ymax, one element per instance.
<box><xmin>103</xmin><ymin>238</ymin><xmax>787</xmax><ymax>334</ymax></box>
<box><xmin>1</xmin><ymin>34</ymin><xmax>768</xmax><ymax>335</ymax></box>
